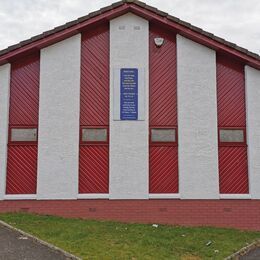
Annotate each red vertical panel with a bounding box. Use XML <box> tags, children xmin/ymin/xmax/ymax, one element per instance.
<box><xmin>149</xmin><ymin>24</ymin><xmax>177</xmax><ymax>126</ymax></box>
<box><xmin>219</xmin><ymin>147</ymin><xmax>248</xmax><ymax>194</ymax></box>
<box><xmin>149</xmin><ymin>147</ymin><xmax>178</xmax><ymax>193</ymax></box>
<box><xmin>217</xmin><ymin>55</ymin><xmax>246</xmax><ymax>127</ymax></box>
<box><xmin>80</xmin><ymin>25</ymin><xmax>109</xmax><ymax>126</ymax></box>
<box><xmin>217</xmin><ymin>55</ymin><xmax>248</xmax><ymax>194</ymax></box>
<box><xmin>6</xmin><ymin>53</ymin><xmax>40</xmax><ymax>194</ymax></box>
<box><xmin>79</xmin><ymin>24</ymin><xmax>109</xmax><ymax>193</ymax></box>
<box><xmin>6</xmin><ymin>146</ymin><xmax>37</xmax><ymax>194</ymax></box>
<box><xmin>9</xmin><ymin>54</ymin><xmax>40</xmax><ymax>126</ymax></box>
<box><xmin>149</xmin><ymin>24</ymin><xmax>178</xmax><ymax>194</ymax></box>
<box><xmin>79</xmin><ymin>146</ymin><xmax>108</xmax><ymax>193</ymax></box>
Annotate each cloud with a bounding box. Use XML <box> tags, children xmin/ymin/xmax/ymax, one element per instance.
<box><xmin>0</xmin><ymin>0</ymin><xmax>259</xmax><ymax>54</ymax></box>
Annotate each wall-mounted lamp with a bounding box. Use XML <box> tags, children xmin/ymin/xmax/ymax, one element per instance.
<box><xmin>154</xmin><ymin>37</ymin><xmax>164</xmax><ymax>47</ymax></box>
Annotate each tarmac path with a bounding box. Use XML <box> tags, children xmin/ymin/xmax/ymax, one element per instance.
<box><xmin>0</xmin><ymin>224</ymin><xmax>71</xmax><ymax>260</ymax></box>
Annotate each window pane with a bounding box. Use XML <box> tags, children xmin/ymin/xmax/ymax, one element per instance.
<box><xmin>220</xmin><ymin>129</ymin><xmax>244</xmax><ymax>142</ymax></box>
<box><xmin>11</xmin><ymin>128</ymin><xmax>37</xmax><ymax>142</ymax></box>
<box><xmin>151</xmin><ymin>129</ymin><xmax>176</xmax><ymax>142</ymax></box>
<box><xmin>82</xmin><ymin>128</ymin><xmax>107</xmax><ymax>142</ymax></box>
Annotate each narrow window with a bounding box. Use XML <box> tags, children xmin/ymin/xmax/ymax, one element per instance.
<box><xmin>151</xmin><ymin>128</ymin><xmax>176</xmax><ymax>143</ymax></box>
<box><xmin>11</xmin><ymin>128</ymin><xmax>37</xmax><ymax>142</ymax></box>
<box><xmin>82</xmin><ymin>128</ymin><xmax>107</xmax><ymax>143</ymax></box>
<box><xmin>219</xmin><ymin>128</ymin><xmax>246</xmax><ymax>145</ymax></box>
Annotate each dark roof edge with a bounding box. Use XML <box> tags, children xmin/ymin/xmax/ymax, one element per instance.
<box><xmin>0</xmin><ymin>0</ymin><xmax>259</xmax><ymax>64</ymax></box>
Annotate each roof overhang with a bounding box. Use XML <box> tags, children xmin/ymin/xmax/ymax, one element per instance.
<box><xmin>0</xmin><ymin>1</ymin><xmax>259</xmax><ymax>69</ymax></box>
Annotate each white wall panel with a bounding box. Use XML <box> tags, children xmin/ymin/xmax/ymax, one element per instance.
<box><xmin>245</xmin><ymin>66</ymin><xmax>260</xmax><ymax>199</ymax></box>
<box><xmin>177</xmin><ymin>35</ymin><xmax>219</xmax><ymax>199</ymax></box>
<box><xmin>109</xmin><ymin>13</ymin><xmax>149</xmax><ymax>199</ymax></box>
<box><xmin>37</xmin><ymin>35</ymin><xmax>81</xmax><ymax>199</ymax></box>
<box><xmin>0</xmin><ymin>64</ymin><xmax>10</xmax><ymax>200</ymax></box>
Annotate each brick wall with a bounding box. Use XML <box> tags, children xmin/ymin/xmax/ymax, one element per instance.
<box><xmin>0</xmin><ymin>200</ymin><xmax>259</xmax><ymax>231</ymax></box>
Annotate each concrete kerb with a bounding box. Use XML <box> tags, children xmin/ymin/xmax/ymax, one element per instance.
<box><xmin>225</xmin><ymin>240</ymin><xmax>260</xmax><ymax>260</ymax></box>
<box><xmin>0</xmin><ymin>220</ymin><xmax>81</xmax><ymax>260</ymax></box>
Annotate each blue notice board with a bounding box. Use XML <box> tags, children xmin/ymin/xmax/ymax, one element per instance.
<box><xmin>120</xmin><ymin>68</ymin><xmax>138</xmax><ymax>120</ymax></box>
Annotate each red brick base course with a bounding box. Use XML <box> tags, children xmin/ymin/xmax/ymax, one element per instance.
<box><xmin>0</xmin><ymin>199</ymin><xmax>259</xmax><ymax>231</ymax></box>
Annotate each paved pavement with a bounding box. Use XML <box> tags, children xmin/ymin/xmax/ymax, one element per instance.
<box><xmin>240</xmin><ymin>247</ymin><xmax>260</xmax><ymax>260</ymax></box>
<box><xmin>0</xmin><ymin>224</ymin><xmax>71</xmax><ymax>260</ymax></box>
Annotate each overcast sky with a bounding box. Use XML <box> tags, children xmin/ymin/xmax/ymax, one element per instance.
<box><xmin>0</xmin><ymin>0</ymin><xmax>259</xmax><ymax>54</ymax></box>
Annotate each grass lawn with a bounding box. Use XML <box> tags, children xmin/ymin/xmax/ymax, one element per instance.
<box><xmin>0</xmin><ymin>213</ymin><xmax>259</xmax><ymax>259</ymax></box>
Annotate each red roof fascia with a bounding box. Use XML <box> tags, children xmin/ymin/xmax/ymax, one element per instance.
<box><xmin>0</xmin><ymin>3</ymin><xmax>130</xmax><ymax>66</ymax></box>
<box><xmin>129</xmin><ymin>4</ymin><xmax>260</xmax><ymax>69</ymax></box>
<box><xmin>0</xmin><ymin>2</ymin><xmax>259</xmax><ymax>70</ymax></box>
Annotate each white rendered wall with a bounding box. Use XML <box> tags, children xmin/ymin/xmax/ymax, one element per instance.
<box><xmin>245</xmin><ymin>66</ymin><xmax>260</xmax><ymax>199</ymax></box>
<box><xmin>0</xmin><ymin>64</ymin><xmax>10</xmax><ymax>200</ymax></box>
<box><xmin>177</xmin><ymin>35</ymin><xmax>219</xmax><ymax>199</ymax></box>
<box><xmin>37</xmin><ymin>35</ymin><xmax>81</xmax><ymax>199</ymax></box>
<box><xmin>109</xmin><ymin>13</ymin><xmax>149</xmax><ymax>199</ymax></box>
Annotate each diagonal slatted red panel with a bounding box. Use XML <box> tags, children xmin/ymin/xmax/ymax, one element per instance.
<box><xmin>149</xmin><ymin>24</ymin><xmax>178</xmax><ymax>194</ymax></box>
<box><xmin>149</xmin><ymin>24</ymin><xmax>177</xmax><ymax>126</ymax></box>
<box><xmin>219</xmin><ymin>147</ymin><xmax>249</xmax><ymax>194</ymax></box>
<box><xmin>79</xmin><ymin>23</ymin><xmax>109</xmax><ymax>193</ymax></box>
<box><xmin>217</xmin><ymin>54</ymin><xmax>248</xmax><ymax>194</ymax></box>
<box><xmin>149</xmin><ymin>147</ymin><xmax>178</xmax><ymax>193</ymax></box>
<box><xmin>217</xmin><ymin>55</ymin><xmax>246</xmax><ymax>127</ymax></box>
<box><xmin>79</xmin><ymin>146</ymin><xmax>109</xmax><ymax>193</ymax></box>
<box><xmin>6</xmin><ymin>146</ymin><xmax>37</xmax><ymax>194</ymax></box>
<box><xmin>9</xmin><ymin>54</ymin><xmax>40</xmax><ymax>126</ymax></box>
<box><xmin>7</xmin><ymin>53</ymin><xmax>39</xmax><ymax>195</ymax></box>
<box><xmin>80</xmin><ymin>24</ymin><xmax>109</xmax><ymax>126</ymax></box>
